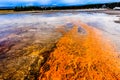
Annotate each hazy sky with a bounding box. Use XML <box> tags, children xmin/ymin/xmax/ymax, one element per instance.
<box><xmin>0</xmin><ymin>0</ymin><xmax>120</xmax><ymax>7</ymax></box>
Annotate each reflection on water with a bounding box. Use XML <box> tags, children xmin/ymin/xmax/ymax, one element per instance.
<box><xmin>0</xmin><ymin>11</ymin><xmax>120</xmax><ymax>53</ymax></box>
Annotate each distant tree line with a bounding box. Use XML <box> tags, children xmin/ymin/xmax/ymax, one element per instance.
<box><xmin>14</xmin><ymin>2</ymin><xmax>120</xmax><ymax>11</ymax></box>
<box><xmin>0</xmin><ymin>7</ymin><xmax>13</xmax><ymax>10</ymax></box>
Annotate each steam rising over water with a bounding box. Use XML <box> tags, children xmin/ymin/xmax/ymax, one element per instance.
<box><xmin>0</xmin><ymin>11</ymin><xmax>120</xmax><ymax>50</ymax></box>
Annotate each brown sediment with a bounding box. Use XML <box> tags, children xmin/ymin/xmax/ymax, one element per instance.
<box><xmin>0</xmin><ymin>41</ymin><xmax>56</xmax><ymax>80</ymax></box>
<box><xmin>39</xmin><ymin>21</ymin><xmax>120</xmax><ymax>80</ymax></box>
<box><xmin>0</xmin><ymin>26</ymin><xmax>61</xmax><ymax>80</ymax></box>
